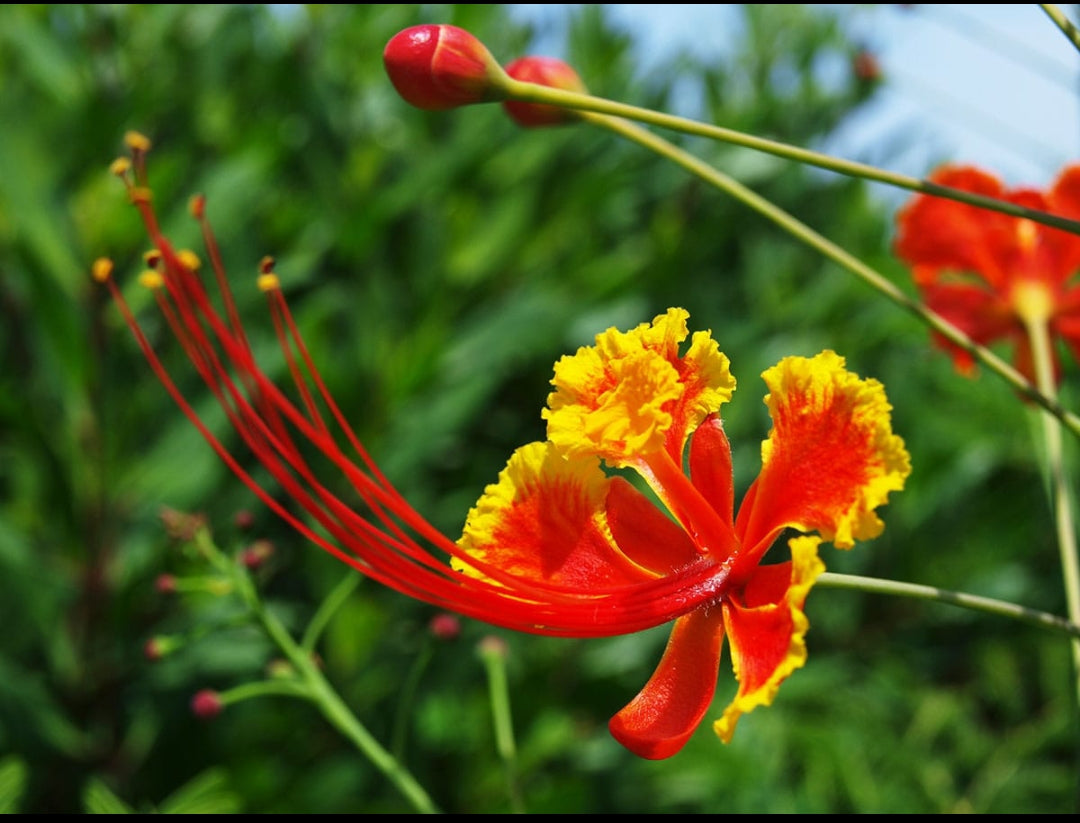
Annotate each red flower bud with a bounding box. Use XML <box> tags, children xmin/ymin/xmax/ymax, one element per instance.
<box><xmin>240</xmin><ymin>539</ymin><xmax>274</xmax><ymax>569</ymax></box>
<box><xmin>383</xmin><ymin>25</ymin><xmax>508</xmax><ymax>110</ymax></box>
<box><xmin>503</xmin><ymin>56</ymin><xmax>588</xmax><ymax>128</ymax></box>
<box><xmin>191</xmin><ymin>689</ymin><xmax>224</xmax><ymax>719</ymax></box>
<box><xmin>853</xmin><ymin>50</ymin><xmax>882</xmax><ymax>83</ymax></box>
<box><xmin>428</xmin><ymin>612</ymin><xmax>461</xmax><ymax>640</ymax></box>
<box><xmin>154</xmin><ymin>573</ymin><xmax>177</xmax><ymax>594</ymax></box>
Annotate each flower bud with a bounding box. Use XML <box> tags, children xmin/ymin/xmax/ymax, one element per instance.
<box><xmin>383</xmin><ymin>25</ymin><xmax>509</xmax><ymax>110</ymax></box>
<box><xmin>853</xmin><ymin>50</ymin><xmax>882</xmax><ymax>84</ymax></box>
<box><xmin>240</xmin><ymin>539</ymin><xmax>274</xmax><ymax>569</ymax></box>
<box><xmin>428</xmin><ymin>612</ymin><xmax>461</xmax><ymax>641</ymax></box>
<box><xmin>502</xmin><ymin>56</ymin><xmax>587</xmax><ymax>128</ymax></box>
<box><xmin>191</xmin><ymin>689</ymin><xmax>224</xmax><ymax>719</ymax></box>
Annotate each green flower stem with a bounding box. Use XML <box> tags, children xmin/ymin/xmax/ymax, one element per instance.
<box><xmin>501</xmin><ymin>78</ymin><xmax>1080</xmax><ymax>237</ymax></box>
<box><xmin>478</xmin><ymin>637</ymin><xmax>524</xmax><ymax>814</ymax></box>
<box><xmin>817</xmin><ymin>573</ymin><xmax>1080</xmax><ymax>639</ymax></box>
<box><xmin>218</xmin><ymin>679</ymin><xmax>312</xmax><ymax>704</ymax></box>
<box><xmin>193</xmin><ymin>532</ymin><xmax>440</xmax><ymax>814</ymax></box>
<box><xmin>391</xmin><ymin>640</ymin><xmax>435</xmax><ymax>761</ymax></box>
<box><xmin>583</xmin><ymin>112</ymin><xmax>1080</xmax><ymax>438</ymax></box>
<box><xmin>301</xmin><ymin>572</ymin><xmax>361</xmax><ymax>653</ymax></box>
<box><xmin>1023</xmin><ymin>312</ymin><xmax>1080</xmax><ymax>702</ymax></box>
<box><xmin>1041</xmin><ymin>4</ymin><xmax>1080</xmax><ymax>53</ymax></box>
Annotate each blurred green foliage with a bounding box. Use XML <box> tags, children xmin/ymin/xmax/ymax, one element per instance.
<box><xmin>0</xmin><ymin>3</ymin><xmax>1076</xmax><ymax>813</ymax></box>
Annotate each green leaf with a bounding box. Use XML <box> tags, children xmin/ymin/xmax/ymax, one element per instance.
<box><xmin>83</xmin><ymin>778</ymin><xmax>135</xmax><ymax>814</ymax></box>
<box><xmin>0</xmin><ymin>757</ymin><xmax>28</xmax><ymax>815</ymax></box>
<box><xmin>157</xmin><ymin>769</ymin><xmax>241</xmax><ymax>815</ymax></box>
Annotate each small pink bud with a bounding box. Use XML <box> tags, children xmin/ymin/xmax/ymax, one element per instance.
<box><xmin>159</xmin><ymin>506</ymin><xmax>206</xmax><ymax>541</ymax></box>
<box><xmin>503</xmin><ymin>56</ymin><xmax>588</xmax><ymax>128</ymax></box>
<box><xmin>853</xmin><ymin>50</ymin><xmax>882</xmax><ymax>83</ymax></box>
<box><xmin>477</xmin><ymin>634</ymin><xmax>509</xmax><ymax>661</ymax></box>
<box><xmin>154</xmin><ymin>573</ymin><xmax>177</xmax><ymax>594</ymax></box>
<box><xmin>384</xmin><ymin>25</ymin><xmax>509</xmax><ymax>111</ymax></box>
<box><xmin>233</xmin><ymin>509</ymin><xmax>255</xmax><ymax>531</ymax></box>
<box><xmin>429</xmin><ymin>613</ymin><xmax>461</xmax><ymax>641</ymax></box>
<box><xmin>240</xmin><ymin>539</ymin><xmax>274</xmax><ymax>569</ymax></box>
<box><xmin>144</xmin><ymin>637</ymin><xmax>167</xmax><ymax>661</ymax></box>
<box><xmin>191</xmin><ymin>689</ymin><xmax>224</xmax><ymax>719</ymax></box>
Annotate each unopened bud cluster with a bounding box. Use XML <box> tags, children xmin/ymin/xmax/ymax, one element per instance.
<box><xmin>384</xmin><ymin>25</ymin><xmax>587</xmax><ymax>128</ymax></box>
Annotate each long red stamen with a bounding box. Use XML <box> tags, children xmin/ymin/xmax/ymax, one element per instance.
<box><xmin>100</xmin><ymin>145</ymin><xmax>735</xmax><ymax>637</ymax></box>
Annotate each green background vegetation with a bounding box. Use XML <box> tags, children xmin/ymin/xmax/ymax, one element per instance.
<box><xmin>0</xmin><ymin>3</ymin><xmax>1077</xmax><ymax>813</ymax></box>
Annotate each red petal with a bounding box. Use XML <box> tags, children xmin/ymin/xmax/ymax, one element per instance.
<box><xmin>714</xmin><ymin>535</ymin><xmax>824</xmax><ymax>742</ymax></box>
<box><xmin>688</xmin><ymin>414</ymin><xmax>735</xmax><ymax>526</ymax></box>
<box><xmin>605</xmin><ymin>477</ymin><xmax>699</xmax><ymax>575</ymax></box>
<box><xmin>608</xmin><ymin>607</ymin><xmax>726</xmax><ymax>759</ymax></box>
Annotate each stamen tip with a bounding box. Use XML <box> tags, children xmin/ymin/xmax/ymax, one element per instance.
<box><xmin>177</xmin><ymin>249</ymin><xmax>201</xmax><ymax>271</ymax></box>
<box><xmin>257</xmin><ymin>272</ymin><xmax>280</xmax><ymax>292</ymax></box>
<box><xmin>91</xmin><ymin>257</ymin><xmax>114</xmax><ymax>283</ymax></box>
<box><xmin>109</xmin><ymin>157</ymin><xmax>131</xmax><ymax>177</ymax></box>
<box><xmin>124</xmin><ymin>130</ymin><xmax>152</xmax><ymax>153</ymax></box>
<box><xmin>189</xmin><ymin>193</ymin><xmax>206</xmax><ymax>219</ymax></box>
<box><xmin>139</xmin><ymin>270</ymin><xmax>165</xmax><ymax>290</ymax></box>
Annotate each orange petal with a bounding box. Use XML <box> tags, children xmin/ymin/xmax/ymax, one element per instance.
<box><xmin>736</xmin><ymin>351</ymin><xmax>910</xmax><ymax>554</ymax></box>
<box><xmin>713</xmin><ymin>535</ymin><xmax>824</xmax><ymax>743</ymax></box>
<box><xmin>455</xmin><ymin>441</ymin><xmax>654</xmax><ymax>589</ymax></box>
<box><xmin>894</xmin><ymin>166</ymin><xmax>1016</xmax><ymax>290</ymax></box>
<box><xmin>609</xmin><ymin>606</ymin><xmax>726</xmax><ymax>759</ymax></box>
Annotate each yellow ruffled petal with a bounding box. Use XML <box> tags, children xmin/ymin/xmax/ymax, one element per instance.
<box><xmin>713</xmin><ymin>534</ymin><xmax>825</xmax><ymax>743</ymax></box>
<box><xmin>738</xmin><ymin>350</ymin><xmax>911</xmax><ymax>552</ymax></box>
<box><xmin>455</xmin><ymin>441</ymin><xmax>655</xmax><ymax>589</ymax></box>
<box><xmin>543</xmin><ymin>308</ymin><xmax>735</xmax><ymax>468</ymax></box>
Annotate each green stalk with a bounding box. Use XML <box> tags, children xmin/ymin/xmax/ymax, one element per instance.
<box><xmin>301</xmin><ymin>572</ymin><xmax>361</xmax><ymax>653</ymax></box>
<box><xmin>581</xmin><ymin>112</ymin><xmax>1080</xmax><ymax>438</ymax></box>
<box><xmin>817</xmin><ymin>573</ymin><xmax>1080</xmax><ymax>639</ymax></box>
<box><xmin>478</xmin><ymin>637</ymin><xmax>524</xmax><ymax>814</ymax></box>
<box><xmin>500</xmin><ymin>78</ymin><xmax>1080</xmax><ymax>237</ymax></box>
<box><xmin>1021</xmin><ymin>307</ymin><xmax>1080</xmax><ymax>701</ymax></box>
<box><xmin>1040</xmin><ymin>4</ymin><xmax>1080</xmax><ymax>53</ymax></box>
<box><xmin>194</xmin><ymin>532</ymin><xmax>440</xmax><ymax>814</ymax></box>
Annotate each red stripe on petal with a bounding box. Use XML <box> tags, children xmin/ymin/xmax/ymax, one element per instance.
<box><xmin>738</xmin><ymin>352</ymin><xmax>910</xmax><ymax>553</ymax></box>
<box><xmin>457</xmin><ymin>442</ymin><xmax>655</xmax><ymax>589</ymax></box>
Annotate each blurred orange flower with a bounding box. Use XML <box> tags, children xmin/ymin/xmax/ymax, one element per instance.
<box><xmin>895</xmin><ymin>165</ymin><xmax>1080</xmax><ymax>382</ymax></box>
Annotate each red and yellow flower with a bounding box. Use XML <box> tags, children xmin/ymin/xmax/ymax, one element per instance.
<box><xmin>98</xmin><ymin>134</ymin><xmax>909</xmax><ymax>759</ymax></box>
<box><xmin>895</xmin><ymin>164</ymin><xmax>1080</xmax><ymax>382</ymax></box>
<box><xmin>456</xmin><ymin>308</ymin><xmax>910</xmax><ymax>757</ymax></box>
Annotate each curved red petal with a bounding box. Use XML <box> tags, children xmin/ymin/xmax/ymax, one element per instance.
<box><xmin>688</xmin><ymin>414</ymin><xmax>735</xmax><ymax>526</ymax></box>
<box><xmin>608</xmin><ymin>607</ymin><xmax>726</xmax><ymax>759</ymax></box>
<box><xmin>605</xmin><ymin>476</ymin><xmax>700</xmax><ymax>575</ymax></box>
<box><xmin>714</xmin><ymin>535</ymin><xmax>824</xmax><ymax>742</ymax></box>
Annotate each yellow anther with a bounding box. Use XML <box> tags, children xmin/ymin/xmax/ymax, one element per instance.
<box><xmin>91</xmin><ymin>257</ymin><xmax>114</xmax><ymax>283</ymax></box>
<box><xmin>1012</xmin><ymin>280</ymin><xmax>1053</xmax><ymax>326</ymax></box>
<box><xmin>258</xmin><ymin>255</ymin><xmax>276</xmax><ymax>275</ymax></box>
<box><xmin>177</xmin><ymin>249</ymin><xmax>201</xmax><ymax>271</ymax></box>
<box><xmin>1016</xmin><ymin>218</ymin><xmax>1037</xmax><ymax>252</ymax></box>
<box><xmin>124</xmin><ymin>131</ymin><xmax>152</xmax><ymax>153</ymax></box>
<box><xmin>257</xmin><ymin>272</ymin><xmax>280</xmax><ymax>292</ymax></box>
<box><xmin>138</xmin><ymin>270</ymin><xmax>165</xmax><ymax>290</ymax></box>
<box><xmin>143</xmin><ymin>249</ymin><xmax>162</xmax><ymax>268</ymax></box>
<box><xmin>109</xmin><ymin>157</ymin><xmax>131</xmax><ymax>177</ymax></box>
